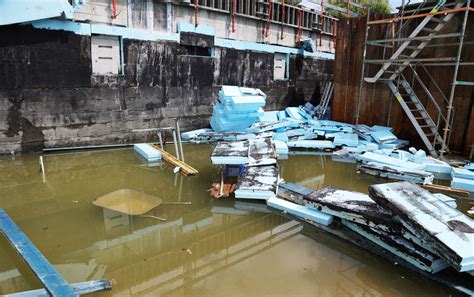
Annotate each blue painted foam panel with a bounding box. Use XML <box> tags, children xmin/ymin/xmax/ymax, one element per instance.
<box><xmin>451</xmin><ymin>177</ymin><xmax>474</xmax><ymax>192</ymax></box>
<box><xmin>134</xmin><ymin>144</ymin><xmax>162</xmax><ymax>162</ymax></box>
<box><xmin>267</xmin><ymin>197</ymin><xmax>333</xmax><ymax>226</ymax></box>
<box><xmin>0</xmin><ymin>209</ymin><xmax>76</xmax><ymax>296</ymax></box>
<box><xmin>371</xmin><ymin>130</ymin><xmax>397</xmax><ymax>144</ymax></box>
<box><xmin>452</xmin><ymin>167</ymin><xmax>474</xmax><ymax>180</ymax></box>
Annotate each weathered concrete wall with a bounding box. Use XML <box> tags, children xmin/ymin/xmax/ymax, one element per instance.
<box><xmin>76</xmin><ymin>0</ymin><xmax>336</xmax><ymax>53</ymax></box>
<box><xmin>0</xmin><ymin>25</ymin><xmax>333</xmax><ymax>154</ymax></box>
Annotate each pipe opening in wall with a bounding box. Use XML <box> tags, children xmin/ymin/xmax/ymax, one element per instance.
<box><xmin>181</xmin><ymin>45</ymin><xmax>213</xmax><ymax>57</ymax></box>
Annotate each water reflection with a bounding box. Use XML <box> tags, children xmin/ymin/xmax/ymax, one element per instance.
<box><xmin>0</xmin><ymin>146</ymin><xmax>459</xmax><ymax>296</ymax></box>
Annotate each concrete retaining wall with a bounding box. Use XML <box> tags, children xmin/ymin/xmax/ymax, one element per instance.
<box><xmin>0</xmin><ymin>25</ymin><xmax>333</xmax><ymax>154</ymax></box>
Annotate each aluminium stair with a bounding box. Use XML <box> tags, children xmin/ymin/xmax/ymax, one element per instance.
<box><xmin>364</xmin><ymin>1</ymin><xmax>466</xmax><ymax>83</ymax></box>
<box><xmin>316</xmin><ymin>81</ymin><xmax>334</xmax><ymax>120</ymax></box>
<box><xmin>386</xmin><ymin>78</ymin><xmax>444</xmax><ymax>156</ymax></box>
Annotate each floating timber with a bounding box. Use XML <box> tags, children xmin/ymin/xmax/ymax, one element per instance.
<box><xmin>420</xmin><ymin>183</ymin><xmax>470</xmax><ymax>197</ymax></box>
<box><xmin>149</xmin><ymin>144</ymin><xmax>198</xmax><ymax>176</ymax></box>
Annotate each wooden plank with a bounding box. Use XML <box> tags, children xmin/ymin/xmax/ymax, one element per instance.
<box><xmin>149</xmin><ymin>144</ymin><xmax>198</xmax><ymax>176</ymax></box>
<box><xmin>420</xmin><ymin>183</ymin><xmax>469</xmax><ymax>197</ymax></box>
<box><xmin>368</xmin><ymin>7</ymin><xmax>474</xmax><ymax>25</ymax></box>
<box><xmin>5</xmin><ymin>280</ymin><xmax>113</xmax><ymax>297</ymax></box>
<box><xmin>0</xmin><ymin>209</ymin><xmax>77</xmax><ymax>297</ymax></box>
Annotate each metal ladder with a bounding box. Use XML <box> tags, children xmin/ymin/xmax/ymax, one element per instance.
<box><xmin>387</xmin><ymin>75</ymin><xmax>445</xmax><ymax>156</ymax></box>
<box><xmin>364</xmin><ymin>1</ymin><xmax>465</xmax><ymax>83</ymax></box>
<box><xmin>316</xmin><ymin>81</ymin><xmax>334</xmax><ymax>120</ymax></box>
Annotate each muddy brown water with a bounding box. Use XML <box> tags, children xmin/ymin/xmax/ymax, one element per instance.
<box><xmin>0</xmin><ymin>144</ymin><xmax>470</xmax><ymax>296</ymax></box>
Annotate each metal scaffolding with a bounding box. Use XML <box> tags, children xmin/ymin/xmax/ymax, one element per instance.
<box><xmin>358</xmin><ymin>0</ymin><xmax>473</xmax><ymax>157</ymax></box>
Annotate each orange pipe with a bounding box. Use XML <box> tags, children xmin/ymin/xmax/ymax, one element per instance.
<box><xmin>194</xmin><ymin>0</ymin><xmax>199</xmax><ymax>27</ymax></box>
<box><xmin>368</xmin><ymin>6</ymin><xmax>474</xmax><ymax>25</ymax></box>
<box><xmin>112</xmin><ymin>0</ymin><xmax>117</xmax><ymax>19</ymax></box>
<box><xmin>333</xmin><ymin>20</ymin><xmax>337</xmax><ymax>49</ymax></box>
<box><xmin>265</xmin><ymin>1</ymin><xmax>272</xmax><ymax>38</ymax></box>
<box><xmin>232</xmin><ymin>0</ymin><xmax>236</xmax><ymax>32</ymax></box>
<box><xmin>280</xmin><ymin>0</ymin><xmax>285</xmax><ymax>40</ymax></box>
<box><xmin>297</xmin><ymin>8</ymin><xmax>302</xmax><ymax>43</ymax></box>
<box><xmin>320</xmin><ymin>0</ymin><xmax>324</xmax><ymax>46</ymax></box>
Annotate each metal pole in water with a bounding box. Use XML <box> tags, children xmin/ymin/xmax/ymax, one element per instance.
<box><xmin>39</xmin><ymin>156</ymin><xmax>45</xmax><ymax>175</ymax></box>
<box><xmin>157</xmin><ymin>131</ymin><xmax>164</xmax><ymax>150</ymax></box>
<box><xmin>172</xmin><ymin>129</ymin><xmax>181</xmax><ymax>161</ymax></box>
<box><xmin>175</xmin><ymin>118</ymin><xmax>185</xmax><ymax>163</ymax></box>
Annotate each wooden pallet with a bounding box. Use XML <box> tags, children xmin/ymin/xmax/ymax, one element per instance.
<box><xmin>149</xmin><ymin>144</ymin><xmax>198</xmax><ymax>176</ymax></box>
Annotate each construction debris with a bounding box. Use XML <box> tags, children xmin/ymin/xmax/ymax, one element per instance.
<box><xmin>210</xmin><ymin>138</ymin><xmax>279</xmax><ymax>200</ymax></box>
<box><xmin>273</xmin><ymin>181</ymin><xmax>474</xmax><ymax>278</ymax></box>
<box><xmin>369</xmin><ymin>182</ymin><xmax>474</xmax><ymax>272</ymax></box>
<box><xmin>234</xmin><ymin>165</ymin><xmax>279</xmax><ymax>200</ymax></box>
<box><xmin>267</xmin><ymin>196</ymin><xmax>333</xmax><ymax>226</ymax></box>
<box><xmin>134</xmin><ymin>143</ymin><xmax>162</xmax><ymax>163</ymax></box>
<box><xmin>451</xmin><ymin>166</ymin><xmax>474</xmax><ymax>192</ymax></box>
<box><xmin>211</xmin><ymin>86</ymin><xmax>266</xmax><ymax>132</ymax></box>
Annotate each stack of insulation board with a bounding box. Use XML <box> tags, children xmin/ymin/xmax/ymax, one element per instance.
<box><xmin>210</xmin><ymin>86</ymin><xmax>266</xmax><ymax>132</ymax></box>
<box><xmin>211</xmin><ymin>138</ymin><xmax>279</xmax><ymax>200</ymax></box>
<box><xmin>277</xmin><ymin>181</ymin><xmax>474</xmax><ymax>276</ymax></box>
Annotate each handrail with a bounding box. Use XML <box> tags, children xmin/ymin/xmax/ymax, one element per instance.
<box><xmin>415</xmin><ymin>62</ymin><xmax>449</xmax><ymax>105</ymax></box>
<box><xmin>394</xmin><ymin>1</ymin><xmax>424</xmax><ymax>39</ymax></box>
<box><xmin>407</xmin><ymin>65</ymin><xmax>443</xmax><ymax>115</ymax></box>
<box><xmin>405</xmin><ymin>66</ymin><xmax>450</xmax><ymax>129</ymax></box>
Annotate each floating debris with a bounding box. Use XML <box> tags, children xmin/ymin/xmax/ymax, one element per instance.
<box><xmin>93</xmin><ymin>189</ymin><xmax>163</xmax><ymax>216</ymax></box>
<box><xmin>451</xmin><ymin>167</ymin><xmax>474</xmax><ymax>192</ymax></box>
<box><xmin>140</xmin><ymin>215</ymin><xmax>166</xmax><ymax>221</ymax></box>
<box><xmin>134</xmin><ymin>143</ymin><xmax>162</xmax><ymax>163</ymax></box>
<box><xmin>234</xmin><ymin>165</ymin><xmax>279</xmax><ymax>200</ymax></box>
<box><xmin>267</xmin><ymin>196</ymin><xmax>333</xmax><ymax>226</ymax></box>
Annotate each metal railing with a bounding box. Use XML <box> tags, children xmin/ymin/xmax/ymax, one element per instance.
<box><xmin>190</xmin><ymin>0</ymin><xmax>337</xmax><ymax>35</ymax></box>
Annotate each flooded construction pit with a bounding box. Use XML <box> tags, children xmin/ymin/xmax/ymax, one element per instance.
<box><xmin>0</xmin><ymin>144</ymin><xmax>470</xmax><ymax>296</ymax></box>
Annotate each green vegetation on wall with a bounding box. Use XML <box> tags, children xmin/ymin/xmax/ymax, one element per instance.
<box><xmin>327</xmin><ymin>0</ymin><xmax>390</xmax><ymax>16</ymax></box>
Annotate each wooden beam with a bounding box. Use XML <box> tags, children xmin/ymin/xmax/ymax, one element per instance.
<box><xmin>420</xmin><ymin>184</ymin><xmax>469</xmax><ymax>197</ymax></box>
<box><xmin>149</xmin><ymin>144</ymin><xmax>198</xmax><ymax>176</ymax></box>
<box><xmin>368</xmin><ymin>7</ymin><xmax>474</xmax><ymax>25</ymax></box>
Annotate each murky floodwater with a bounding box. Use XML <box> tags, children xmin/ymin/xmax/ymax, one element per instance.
<box><xmin>0</xmin><ymin>145</ymin><xmax>469</xmax><ymax>296</ymax></box>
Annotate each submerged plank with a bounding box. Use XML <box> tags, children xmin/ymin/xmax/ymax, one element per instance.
<box><xmin>369</xmin><ymin>182</ymin><xmax>474</xmax><ymax>272</ymax></box>
<box><xmin>0</xmin><ymin>209</ymin><xmax>77</xmax><ymax>297</ymax></box>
